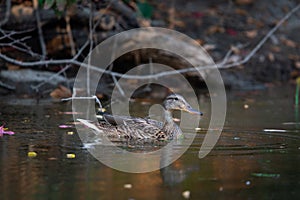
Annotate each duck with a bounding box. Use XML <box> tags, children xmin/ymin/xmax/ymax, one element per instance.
<box><xmin>78</xmin><ymin>94</ymin><xmax>203</xmax><ymax>140</ymax></box>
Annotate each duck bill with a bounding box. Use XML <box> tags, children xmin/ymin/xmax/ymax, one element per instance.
<box><xmin>186</xmin><ymin>107</ymin><xmax>203</xmax><ymax>116</ymax></box>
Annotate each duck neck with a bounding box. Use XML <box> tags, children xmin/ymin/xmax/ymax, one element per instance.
<box><xmin>164</xmin><ymin>109</ymin><xmax>174</xmax><ymax>125</ymax></box>
<box><xmin>162</xmin><ymin>109</ymin><xmax>176</xmax><ymax>136</ymax></box>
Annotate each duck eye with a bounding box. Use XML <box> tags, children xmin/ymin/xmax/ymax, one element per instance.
<box><xmin>167</xmin><ymin>97</ymin><xmax>178</xmax><ymax>101</ymax></box>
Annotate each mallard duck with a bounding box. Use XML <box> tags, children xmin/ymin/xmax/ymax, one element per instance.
<box><xmin>78</xmin><ymin>94</ymin><xmax>202</xmax><ymax>140</ymax></box>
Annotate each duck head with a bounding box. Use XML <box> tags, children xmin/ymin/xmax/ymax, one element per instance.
<box><xmin>163</xmin><ymin>94</ymin><xmax>203</xmax><ymax>116</ymax></box>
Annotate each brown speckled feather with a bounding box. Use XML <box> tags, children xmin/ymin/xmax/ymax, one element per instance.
<box><xmin>99</xmin><ymin>114</ymin><xmax>175</xmax><ymax>140</ymax></box>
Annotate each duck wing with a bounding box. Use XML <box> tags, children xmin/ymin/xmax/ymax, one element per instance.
<box><xmin>102</xmin><ymin>114</ymin><xmax>168</xmax><ymax>140</ymax></box>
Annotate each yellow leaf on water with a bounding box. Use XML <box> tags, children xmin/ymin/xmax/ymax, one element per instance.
<box><xmin>28</xmin><ymin>151</ymin><xmax>37</xmax><ymax>157</ymax></box>
<box><xmin>66</xmin><ymin>153</ymin><xmax>76</xmax><ymax>159</ymax></box>
<box><xmin>67</xmin><ymin>131</ymin><xmax>74</xmax><ymax>135</ymax></box>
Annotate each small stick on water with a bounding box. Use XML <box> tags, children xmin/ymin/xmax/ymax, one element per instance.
<box><xmin>62</xmin><ymin>95</ymin><xmax>102</xmax><ymax>108</ymax></box>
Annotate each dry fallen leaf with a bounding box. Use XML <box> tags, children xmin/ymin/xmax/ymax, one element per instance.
<box><xmin>288</xmin><ymin>54</ymin><xmax>300</xmax><ymax>60</ymax></box>
<box><xmin>247</xmin><ymin>17</ymin><xmax>264</xmax><ymax>28</ymax></box>
<box><xmin>295</xmin><ymin>61</ymin><xmax>300</xmax><ymax>69</ymax></box>
<box><xmin>235</xmin><ymin>0</ymin><xmax>254</xmax><ymax>5</ymax></box>
<box><xmin>281</xmin><ymin>38</ymin><xmax>297</xmax><ymax>48</ymax></box>
<box><xmin>235</xmin><ymin>8</ymin><xmax>248</xmax><ymax>16</ymax></box>
<box><xmin>50</xmin><ymin>85</ymin><xmax>72</xmax><ymax>99</ymax></box>
<box><xmin>245</xmin><ymin>30</ymin><xmax>257</xmax><ymax>39</ymax></box>
<box><xmin>6</xmin><ymin>63</ymin><xmax>20</xmax><ymax>70</ymax></box>
<box><xmin>195</xmin><ymin>39</ymin><xmax>204</xmax><ymax>45</ymax></box>
<box><xmin>290</xmin><ymin>70</ymin><xmax>299</xmax><ymax>78</ymax></box>
<box><xmin>206</xmin><ymin>25</ymin><xmax>225</xmax><ymax>35</ymax></box>
<box><xmin>230</xmin><ymin>46</ymin><xmax>241</xmax><ymax>54</ymax></box>
<box><xmin>268</xmin><ymin>52</ymin><xmax>275</xmax><ymax>62</ymax></box>
<box><xmin>270</xmin><ymin>46</ymin><xmax>281</xmax><ymax>53</ymax></box>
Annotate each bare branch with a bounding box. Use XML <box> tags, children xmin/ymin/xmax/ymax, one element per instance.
<box><xmin>220</xmin><ymin>3</ymin><xmax>300</xmax><ymax>69</ymax></box>
<box><xmin>33</xmin><ymin>0</ymin><xmax>47</xmax><ymax>59</ymax></box>
<box><xmin>86</xmin><ymin>2</ymin><xmax>95</xmax><ymax>96</ymax></box>
<box><xmin>65</xmin><ymin>13</ymin><xmax>76</xmax><ymax>56</ymax></box>
<box><xmin>0</xmin><ymin>29</ymin><xmax>42</xmax><ymax>58</ymax></box>
<box><xmin>31</xmin><ymin>40</ymin><xmax>90</xmax><ymax>91</ymax></box>
<box><xmin>0</xmin><ymin>80</ymin><xmax>16</xmax><ymax>90</ymax></box>
<box><xmin>0</xmin><ymin>3</ymin><xmax>299</xmax><ymax>81</ymax></box>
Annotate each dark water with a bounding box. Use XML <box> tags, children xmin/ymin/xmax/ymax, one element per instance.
<box><xmin>0</xmin><ymin>85</ymin><xmax>299</xmax><ymax>199</ymax></box>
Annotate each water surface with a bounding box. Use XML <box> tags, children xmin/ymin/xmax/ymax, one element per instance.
<box><xmin>0</xmin><ymin>85</ymin><xmax>299</xmax><ymax>199</ymax></box>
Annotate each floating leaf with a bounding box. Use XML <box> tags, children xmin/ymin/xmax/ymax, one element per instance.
<box><xmin>123</xmin><ymin>184</ymin><xmax>132</xmax><ymax>189</ymax></box>
<box><xmin>0</xmin><ymin>125</ymin><xmax>15</xmax><ymax>137</ymax></box>
<box><xmin>67</xmin><ymin>131</ymin><xmax>74</xmax><ymax>135</ymax></box>
<box><xmin>66</xmin><ymin>153</ymin><xmax>76</xmax><ymax>158</ymax></box>
<box><xmin>263</xmin><ymin>129</ymin><xmax>287</xmax><ymax>133</ymax></box>
<box><xmin>28</xmin><ymin>151</ymin><xmax>38</xmax><ymax>157</ymax></box>
<box><xmin>59</xmin><ymin>124</ymin><xmax>72</xmax><ymax>128</ymax></box>
<box><xmin>59</xmin><ymin>111</ymin><xmax>83</xmax><ymax>115</ymax></box>
<box><xmin>182</xmin><ymin>191</ymin><xmax>191</xmax><ymax>199</ymax></box>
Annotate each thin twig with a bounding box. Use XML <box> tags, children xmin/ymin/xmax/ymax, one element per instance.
<box><xmin>0</xmin><ymin>29</ymin><xmax>42</xmax><ymax>58</ymax></box>
<box><xmin>62</xmin><ymin>95</ymin><xmax>102</xmax><ymax>108</ymax></box>
<box><xmin>108</xmin><ymin>33</ymin><xmax>126</xmax><ymax>97</ymax></box>
<box><xmin>65</xmin><ymin>14</ymin><xmax>76</xmax><ymax>56</ymax></box>
<box><xmin>0</xmin><ymin>80</ymin><xmax>16</xmax><ymax>90</ymax></box>
<box><xmin>112</xmin><ymin>74</ymin><xmax>125</xmax><ymax>96</ymax></box>
<box><xmin>33</xmin><ymin>0</ymin><xmax>47</xmax><ymax>60</ymax></box>
<box><xmin>31</xmin><ymin>40</ymin><xmax>90</xmax><ymax>90</ymax></box>
<box><xmin>86</xmin><ymin>3</ymin><xmax>94</xmax><ymax>96</ymax></box>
